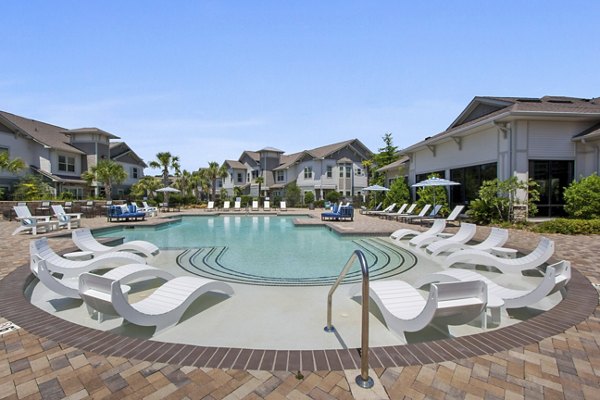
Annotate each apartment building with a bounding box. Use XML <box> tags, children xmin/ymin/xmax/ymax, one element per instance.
<box><xmin>222</xmin><ymin>139</ymin><xmax>373</xmax><ymax>200</ymax></box>
<box><xmin>0</xmin><ymin>110</ymin><xmax>146</xmax><ymax>199</ymax></box>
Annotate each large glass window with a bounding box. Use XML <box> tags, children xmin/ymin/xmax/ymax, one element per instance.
<box><xmin>529</xmin><ymin>160</ymin><xmax>573</xmax><ymax>217</ymax></box>
<box><xmin>450</xmin><ymin>162</ymin><xmax>497</xmax><ymax>207</ymax></box>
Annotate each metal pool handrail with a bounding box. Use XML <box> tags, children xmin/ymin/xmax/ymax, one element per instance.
<box><xmin>324</xmin><ymin>249</ymin><xmax>374</xmax><ymax>389</ymax></box>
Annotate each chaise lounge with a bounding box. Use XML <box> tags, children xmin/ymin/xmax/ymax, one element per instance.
<box><xmin>30</xmin><ymin>237</ymin><xmax>146</xmax><ymax>278</ymax></box>
<box><xmin>349</xmin><ymin>279</ymin><xmax>487</xmax><ymax>337</ymax></box>
<box><xmin>72</xmin><ymin>228</ymin><xmax>160</xmax><ymax>258</ymax></box>
<box><xmin>79</xmin><ymin>275</ymin><xmax>234</xmax><ymax>333</ymax></box>
<box><xmin>107</xmin><ymin>204</ymin><xmax>146</xmax><ymax>222</ymax></box>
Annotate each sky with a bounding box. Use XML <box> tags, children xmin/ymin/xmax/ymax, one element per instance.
<box><xmin>1</xmin><ymin>1</ymin><xmax>599</xmax><ymax>173</ymax></box>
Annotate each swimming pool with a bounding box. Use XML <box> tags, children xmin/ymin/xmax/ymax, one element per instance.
<box><xmin>96</xmin><ymin>215</ymin><xmax>417</xmax><ymax>286</ymax></box>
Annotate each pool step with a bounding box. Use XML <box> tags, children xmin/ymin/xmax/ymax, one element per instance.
<box><xmin>176</xmin><ymin>238</ymin><xmax>417</xmax><ymax>286</ymax></box>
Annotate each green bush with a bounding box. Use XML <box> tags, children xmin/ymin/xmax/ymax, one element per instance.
<box><xmin>468</xmin><ymin>177</ymin><xmax>539</xmax><ymax>224</ymax></box>
<box><xmin>13</xmin><ymin>174</ymin><xmax>53</xmax><ymax>200</ymax></box>
<box><xmin>285</xmin><ymin>182</ymin><xmax>301</xmax><ymax>207</ymax></box>
<box><xmin>303</xmin><ymin>191</ymin><xmax>315</xmax><ymax>205</ymax></box>
<box><xmin>384</xmin><ymin>179</ymin><xmax>410</xmax><ymax>209</ymax></box>
<box><xmin>325</xmin><ymin>191</ymin><xmax>341</xmax><ymax>204</ymax></box>
<box><xmin>533</xmin><ymin>218</ymin><xmax>600</xmax><ymax>235</ymax></box>
<box><xmin>563</xmin><ymin>173</ymin><xmax>600</xmax><ymax>219</ymax></box>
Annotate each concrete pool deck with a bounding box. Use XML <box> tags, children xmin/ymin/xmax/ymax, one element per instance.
<box><xmin>1</xmin><ymin>208</ymin><xmax>599</xmax><ymax>398</ymax></box>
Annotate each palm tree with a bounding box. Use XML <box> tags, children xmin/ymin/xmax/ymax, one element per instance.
<box><xmin>149</xmin><ymin>152</ymin><xmax>180</xmax><ymax>186</ymax></box>
<box><xmin>131</xmin><ymin>176</ymin><xmax>161</xmax><ymax>199</ymax></box>
<box><xmin>176</xmin><ymin>169</ymin><xmax>195</xmax><ymax>198</ymax></box>
<box><xmin>0</xmin><ymin>151</ymin><xmax>25</xmax><ymax>173</ymax></box>
<box><xmin>81</xmin><ymin>160</ymin><xmax>127</xmax><ymax>200</ymax></box>
<box><xmin>255</xmin><ymin>175</ymin><xmax>264</xmax><ymax>206</ymax></box>
<box><xmin>202</xmin><ymin>162</ymin><xmax>228</xmax><ymax>202</ymax></box>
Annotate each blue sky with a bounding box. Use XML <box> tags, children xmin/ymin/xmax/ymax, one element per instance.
<box><xmin>2</xmin><ymin>1</ymin><xmax>599</xmax><ymax>172</ymax></box>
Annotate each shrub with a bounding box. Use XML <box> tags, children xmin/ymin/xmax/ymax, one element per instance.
<box><xmin>303</xmin><ymin>191</ymin><xmax>315</xmax><ymax>205</ymax></box>
<box><xmin>325</xmin><ymin>191</ymin><xmax>341</xmax><ymax>204</ymax></box>
<box><xmin>468</xmin><ymin>177</ymin><xmax>539</xmax><ymax>224</ymax></box>
<box><xmin>563</xmin><ymin>173</ymin><xmax>600</xmax><ymax>219</ymax></box>
<box><xmin>285</xmin><ymin>181</ymin><xmax>301</xmax><ymax>207</ymax></box>
<box><xmin>533</xmin><ymin>218</ymin><xmax>600</xmax><ymax>235</ymax></box>
<box><xmin>13</xmin><ymin>174</ymin><xmax>53</xmax><ymax>200</ymax></box>
<box><xmin>241</xmin><ymin>195</ymin><xmax>253</xmax><ymax>207</ymax></box>
<box><xmin>384</xmin><ymin>179</ymin><xmax>410</xmax><ymax>208</ymax></box>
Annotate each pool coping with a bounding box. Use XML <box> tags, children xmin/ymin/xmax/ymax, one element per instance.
<box><xmin>0</xmin><ymin>252</ymin><xmax>597</xmax><ymax>372</ymax></box>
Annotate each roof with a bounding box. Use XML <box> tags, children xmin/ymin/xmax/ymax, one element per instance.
<box><xmin>376</xmin><ymin>156</ymin><xmax>410</xmax><ymax>172</ymax></box>
<box><xmin>110</xmin><ymin>142</ymin><xmax>148</xmax><ymax>167</ymax></box>
<box><xmin>572</xmin><ymin>121</ymin><xmax>600</xmax><ymax>142</ymax></box>
<box><xmin>272</xmin><ymin>139</ymin><xmax>373</xmax><ymax>170</ymax></box>
<box><xmin>0</xmin><ymin>111</ymin><xmax>85</xmax><ymax>154</ymax></box>
<box><xmin>401</xmin><ymin>96</ymin><xmax>600</xmax><ymax>154</ymax></box>
<box><xmin>259</xmin><ymin>147</ymin><xmax>284</xmax><ymax>153</ymax></box>
<box><xmin>224</xmin><ymin>160</ymin><xmax>247</xmax><ymax>169</ymax></box>
<box><xmin>63</xmin><ymin>127</ymin><xmax>120</xmax><ymax>139</ymax></box>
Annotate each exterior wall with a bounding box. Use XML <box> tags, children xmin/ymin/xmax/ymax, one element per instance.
<box><xmin>49</xmin><ymin>150</ymin><xmax>83</xmax><ymax>176</ymax></box>
<box><xmin>410</xmin><ymin>126</ymin><xmax>499</xmax><ymax>182</ymax></box>
<box><xmin>0</xmin><ymin>131</ymin><xmax>33</xmax><ymax>179</ymax></box>
<box><xmin>574</xmin><ymin>140</ymin><xmax>600</xmax><ymax>177</ymax></box>
<box><xmin>116</xmin><ymin>161</ymin><xmax>145</xmax><ymax>186</ymax></box>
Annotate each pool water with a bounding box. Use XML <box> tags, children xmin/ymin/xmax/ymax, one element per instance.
<box><xmin>97</xmin><ymin>215</ymin><xmax>417</xmax><ymax>286</ymax></box>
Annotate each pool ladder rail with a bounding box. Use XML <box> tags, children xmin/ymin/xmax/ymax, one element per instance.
<box><xmin>325</xmin><ymin>249</ymin><xmax>374</xmax><ymax>389</ymax></box>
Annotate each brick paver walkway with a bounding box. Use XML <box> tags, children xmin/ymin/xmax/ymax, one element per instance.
<box><xmin>1</xmin><ymin>210</ymin><xmax>599</xmax><ymax>399</ymax></box>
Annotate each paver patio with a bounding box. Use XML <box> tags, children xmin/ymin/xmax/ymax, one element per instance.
<box><xmin>0</xmin><ymin>209</ymin><xmax>598</xmax><ymax>399</ymax></box>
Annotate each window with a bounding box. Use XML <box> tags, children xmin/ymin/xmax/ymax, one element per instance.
<box><xmin>529</xmin><ymin>160</ymin><xmax>573</xmax><ymax>217</ymax></box>
<box><xmin>449</xmin><ymin>163</ymin><xmax>497</xmax><ymax>207</ymax></box>
<box><xmin>304</xmin><ymin>167</ymin><xmax>312</xmax><ymax>179</ymax></box>
<box><xmin>356</xmin><ymin>167</ymin><xmax>362</xmax><ymax>176</ymax></box>
<box><xmin>237</xmin><ymin>173</ymin><xmax>243</xmax><ymax>183</ymax></box>
<box><xmin>277</xmin><ymin>171</ymin><xmax>285</xmax><ymax>182</ymax></box>
<box><xmin>131</xmin><ymin>167</ymin><xmax>139</xmax><ymax>179</ymax></box>
<box><xmin>326</xmin><ymin>166</ymin><xmax>333</xmax><ymax>178</ymax></box>
<box><xmin>346</xmin><ymin>166</ymin><xmax>351</xmax><ymax>178</ymax></box>
<box><xmin>58</xmin><ymin>155</ymin><xmax>75</xmax><ymax>172</ymax></box>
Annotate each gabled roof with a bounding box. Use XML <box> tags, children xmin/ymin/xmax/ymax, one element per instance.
<box><xmin>271</xmin><ymin>139</ymin><xmax>373</xmax><ymax>171</ymax></box>
<box><xmin>0</xmin><ymin>111</ymin><xmax>85</xmax><ymax>154</ymax></box>
<box><xmin>401</xmin><ymin>96</ymin><xmax>600</xmax><ymax>154</ymax></box>
<box><xmin>110</xmin><ymin>142</ymin><xmax>148</xmax><ymax>167</ymax></box>
<box><xmin>224</xmin><ymin>159</ymin><xmax>247</xmax><ymax>169</ymax></box>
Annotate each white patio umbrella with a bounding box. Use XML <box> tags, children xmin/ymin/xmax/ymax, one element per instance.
<box><xmin>156</xmin><ymin>186</ymin><xmax>180</xmax><ymax>204</ymax></box>
<box><xmin>362</xmin><ymin>184</ymin><xmax>390</xmax><ymax>203</ymax></box>
<box><xmin>411</xmin><ymin>177</ymin><xmax>460</xmax><ymax>207</ymax></box>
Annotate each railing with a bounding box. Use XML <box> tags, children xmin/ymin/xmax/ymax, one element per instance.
<box><xmin>325</xmin><ymin>250</ymin><xmax>374</xmax><ymax>389</ymax></box>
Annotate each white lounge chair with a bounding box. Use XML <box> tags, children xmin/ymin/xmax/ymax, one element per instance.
<box><xmin>234</xmin><ymin>201</ymin><xmax>242</xmax><ymax>211</ymax></box>
<box><xmin>413</xmin><ymin>222</ymin><xmax>477</xmax><ymax>250</ymax></box>
<box><xmin>403</xmin><ymin>204</ymin><xmax>438</xmax><ymax>224</ymax></box>
<box><xmin>51</xmin><ymin>205</ymin><xmax>81</xmax><ymax>230</ymax></box>
<box><xmin>442</xmin><ymin>237</ymin><xmax>555</xmax><ymax>274</ymax></box>
<box><xmin>222</xmin><ymin>201</ymin><xmax>231</xmax><ymax>211</ymax></box>
<box><xmin>419</xmin><ymin>205</ymin><xmax>465</xmax><ymax>226</ymax></box>
<box><xmin>391</xmin><ymin>218</ymin><xmax>446</xmax><ymax>241</ymax></box>
<box><xmin>137</xmin><ymin>202</ymin><xmax>157</xmax><ymax>217</ymax></box>
<box><xmin>251</xmin><ymin>200</ymin><xmax>259</xmax><ymax>211</ymax></box>
<box><xmin>33</xmin><ymin>256</ymin><xmax>173</xmax><ymax>300</ymax></box>
<box><xmin>426</xmin><ymin>227</ymin><xmax>508</xmax><ymax>256</ymax></box>
<box><xmin>79</xmin><ymin>264</ymin><xmax>175</xmax><ymax>321</ymax></box>
<box><xmin>263</xmin><ymin>201</ymin><xmax>271</xmax><ymax>211</ymax></box>
<box><xmin>388</xmin><ymin>203</ymin><xmax>418</xmax><ymax>221</ymax></box>
<box><xmin>30</xmin><ymin>237</ymin><xmax>146</xmax><ymax>278</ymax></box>
<box><xmin>349</xmin><ymin>280</ymin><xmax>487</xmax><ymax>337</ymax></box>
<box><xmin>72</xmin><ymin>228</ymin><xmax>159</xmax><ymax>258</ymax></box>
<box><xmin>381</xmin><ymin>203</ymin><xmax>408</xmax><ymax>219</ymax></box>
<box><xmin>205</xmin><ymin>201</ymin><xmax>215</xmax><ymax>212</ymax></box>
<box><xmin>414</xmin><ymin>260</ymin><xmax>571</xmax><ymax>324</ymax></box>
<box><xmin>279</xmin><ymin>201</ymin><xmax>287</xmax><ymax>211</ymax></box>
<box><xmin>84</xmin><ymin>275</ymin><xmax>234</xmax><ymax>333</ymax></box>
<box><xmin>12</xmin><ymin>215</ymin><xmax>57</xmax><ymax>236</ymax></box>
<box><xmin>367</xmin><ymin>203</ymin><xmax>396</xmax><ymax>216</ymax></box>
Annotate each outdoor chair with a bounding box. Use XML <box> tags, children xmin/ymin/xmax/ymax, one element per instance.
<box><xmin>426</xmin><ymin>226</ymin><xmax>508</xmax><ymax>256</ymax></box>
<box><xmin>72</xmin><ymin>227</ymin><xmax>159</xmax><ymax>258</ymax></box>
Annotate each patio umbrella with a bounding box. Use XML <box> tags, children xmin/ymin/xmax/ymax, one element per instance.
<box><xmin>411</xmin><ymin>177</ymin><xmax>460</xmax><ymax>207</ymax></box>
<box><xmin>156</xmin><ymin>186</ymin><xmax>180</xmax><ymax>204</ymax></box>
<box><xmin>362</xmin><ymin>184</ymin><xmax>390</xmax><ymax>203</ymax></box>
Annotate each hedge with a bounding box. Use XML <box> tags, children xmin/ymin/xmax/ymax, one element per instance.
<box><xmin>532</xmin><ymin>218</ymin><xmax>600</xmax><ymax>235</ymax></box>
